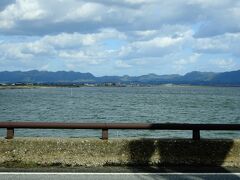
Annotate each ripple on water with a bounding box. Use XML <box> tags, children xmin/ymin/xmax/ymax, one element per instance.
<box><xmin>0</xmin><ymin>86</ymin><xmax>240</xmax><ymax>138</ymax></box>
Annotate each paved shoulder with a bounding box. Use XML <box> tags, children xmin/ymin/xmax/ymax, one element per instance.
<box><xmin>0</xmin><ymin>173</ymin><xmax>240</xmax><ymax>180</ymax></box>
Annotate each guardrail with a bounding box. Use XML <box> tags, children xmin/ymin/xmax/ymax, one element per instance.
<box><xmin>0</xmin><ymin>122</ymin><xmax>240</xmax><ymax>140</ymax></box>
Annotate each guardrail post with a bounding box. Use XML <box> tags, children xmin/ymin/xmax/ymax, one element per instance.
<box><xmin>192</xmin><ymin>129</ymin><xmax>200</xmax><ymax>140</ymax></box>
<box><xmin>102</xmin><ymin>129</ymin><xmax>108</xmax><ymax>140</ymax></box>
<box><xmin>6</xmin><ymin>128</ymin><xmax>14</xmax><ymax>139</ymax></box>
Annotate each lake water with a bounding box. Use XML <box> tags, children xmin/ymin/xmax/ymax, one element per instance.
<box><xmin>0</xmin><ymin>86</ymin><xmax>240</xmax><ymax>139</ymax></box>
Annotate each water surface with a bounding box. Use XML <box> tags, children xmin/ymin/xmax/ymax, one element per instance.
<box><xmin>0</xmin><ymin>86</ymin><xmax>239</xmax><ymax>138</ymax></box>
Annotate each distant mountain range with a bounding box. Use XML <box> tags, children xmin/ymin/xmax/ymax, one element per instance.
<box><xmin>0</xmin><ymin>70</ymin><xmax>240</xmax><ymax>86</ymax></box>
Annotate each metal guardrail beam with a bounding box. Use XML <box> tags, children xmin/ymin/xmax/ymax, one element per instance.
<box><xmin>0</xmin><ymin>122</ymin><xmax>240</xmax><ymax>140</ymax></box>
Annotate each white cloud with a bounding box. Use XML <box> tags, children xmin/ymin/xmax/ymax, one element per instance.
<box><xmin>123</xmin><ymin>0</ymin><xmax>156</xmax><ymax>4</ymax></box>
<box><xmin>171</xmin><ymin>53</ymin><xmax>201</xmax><ymax>73</ymax></box>
<box><xmin>115</xmin><ymin>60</ymin><xmax>132</xmax><ymax>68</ymax></box>
<box><xmin>135</xmin><ymin>37</ymin><xmax>183</xmax><ymax>48</ymax></box>
<box><xmin>175</xmin><ymin>53</ymin><xmax>200</xmax><ymax>65</ymax></box>
<box><xmin>194</xmin><ymin>33</ymin><xmax>240</xmax><ymax>56</ymax></box>
<box><xmin>58</xmin><ymin>2</ymin><xmax>106</xmax><ymax>22</ymax></box>
<box><xmin>211</xmin><ymin>59</ymin><xmax>236</xmax><ymax>70</ymax></box>
<box><xmin>119</xmin><ymin>31</ymin><xmax>190</xmax><ymax>59</ymax></box>
<box><xmin>0</xmin><ymin>0</ymin><xmax>46</xmax><ymax>28</ymax></box>
<box><xmin>0</xmin><ymin>43</ymin><xmax>33</xmax><ymax>60</ymax></box>
<box><xmin>51</xmin><ymin>28</ymin><xmax>125</xmax><ymax>47</ymax></box>
<box><xmin>0</xmin><ymin>0</ymin><xmax>238</xmax><ymax>36</ymax></box>
<box><xmin>0</xmin><ymin>0</ymin><xmax>240</xmax><ymax>74</ymax></box>
<box><xmin>41</xmin><ymin>33</ymin><xmax>97</xmax><ymax>48</ymax></box>
<box><xmin>0</xmin><ymin>29</ymin><xmax>126</xmax><ymax>69</ymax></box>
<box><xmin>191</xmin><ymin>0</ymin><xmax>240</xmax><ymax>37</ymax></box>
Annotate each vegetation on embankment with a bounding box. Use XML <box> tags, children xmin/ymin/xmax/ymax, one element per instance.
<box><xmin>0</xmin><ymin>138</ymin><xmax>239</xmax><ymax>168</ymax></box>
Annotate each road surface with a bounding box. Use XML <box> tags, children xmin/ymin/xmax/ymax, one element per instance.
<box><xmin>0</xmin><ymin>172</ymin><xmax>240</xmax><ymax>180</ymax></box>
<box><xmin>0</xmin><ymin>166</ymin><xmax>240</xmax><ymax>180</ymax></box>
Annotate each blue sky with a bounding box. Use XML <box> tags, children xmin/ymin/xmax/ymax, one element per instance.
<box><xmin>0</xmin><ymin>0</ymin><xmax>240</xmax><ymax>76</ymax></box>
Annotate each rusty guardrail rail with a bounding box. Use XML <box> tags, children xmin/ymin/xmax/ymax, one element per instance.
<box><xmin>0</xmin><ymin>122</ymin><xmax>240</xmax><ymax>140</ymax></box>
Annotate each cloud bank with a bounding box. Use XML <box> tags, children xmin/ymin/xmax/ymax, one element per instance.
<box><xmin>0</xmin><ymin>0</ymin><xmax>239</xmax><ymax>75</ymax></box>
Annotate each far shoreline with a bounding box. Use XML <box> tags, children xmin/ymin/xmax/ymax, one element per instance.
<box><xmin>1</xmin><ymin>84</ymin><xmax>240</xmax><ymax>90</ymax></box>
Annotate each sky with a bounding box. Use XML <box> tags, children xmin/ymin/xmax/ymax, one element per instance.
<box><xmin>0</xmin><ymin>0</ymin><xmax>240</xmax><ymax>76</ymax></box>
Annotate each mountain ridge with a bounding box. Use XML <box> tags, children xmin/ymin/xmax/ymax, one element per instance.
<box><xmin>0</xmin><ymin>70</ymin><xmax>240</xmax><ymax>86</ymax></box>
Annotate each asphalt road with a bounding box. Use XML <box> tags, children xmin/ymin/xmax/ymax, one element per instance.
<box><xmin>0</xmin><ymin>173</ymin><xmax>240</xmax><ymax>180</ymax></box>
<box><xmin>0</xmin><ymin>166</ymin><xmax>240</xmax><ymax>180</ymax></box>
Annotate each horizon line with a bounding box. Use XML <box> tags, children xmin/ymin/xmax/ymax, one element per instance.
<box><xmin>0</xmin><ymin>69</ymin><xmax>238</xmax><ymax>77</ymax></box>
